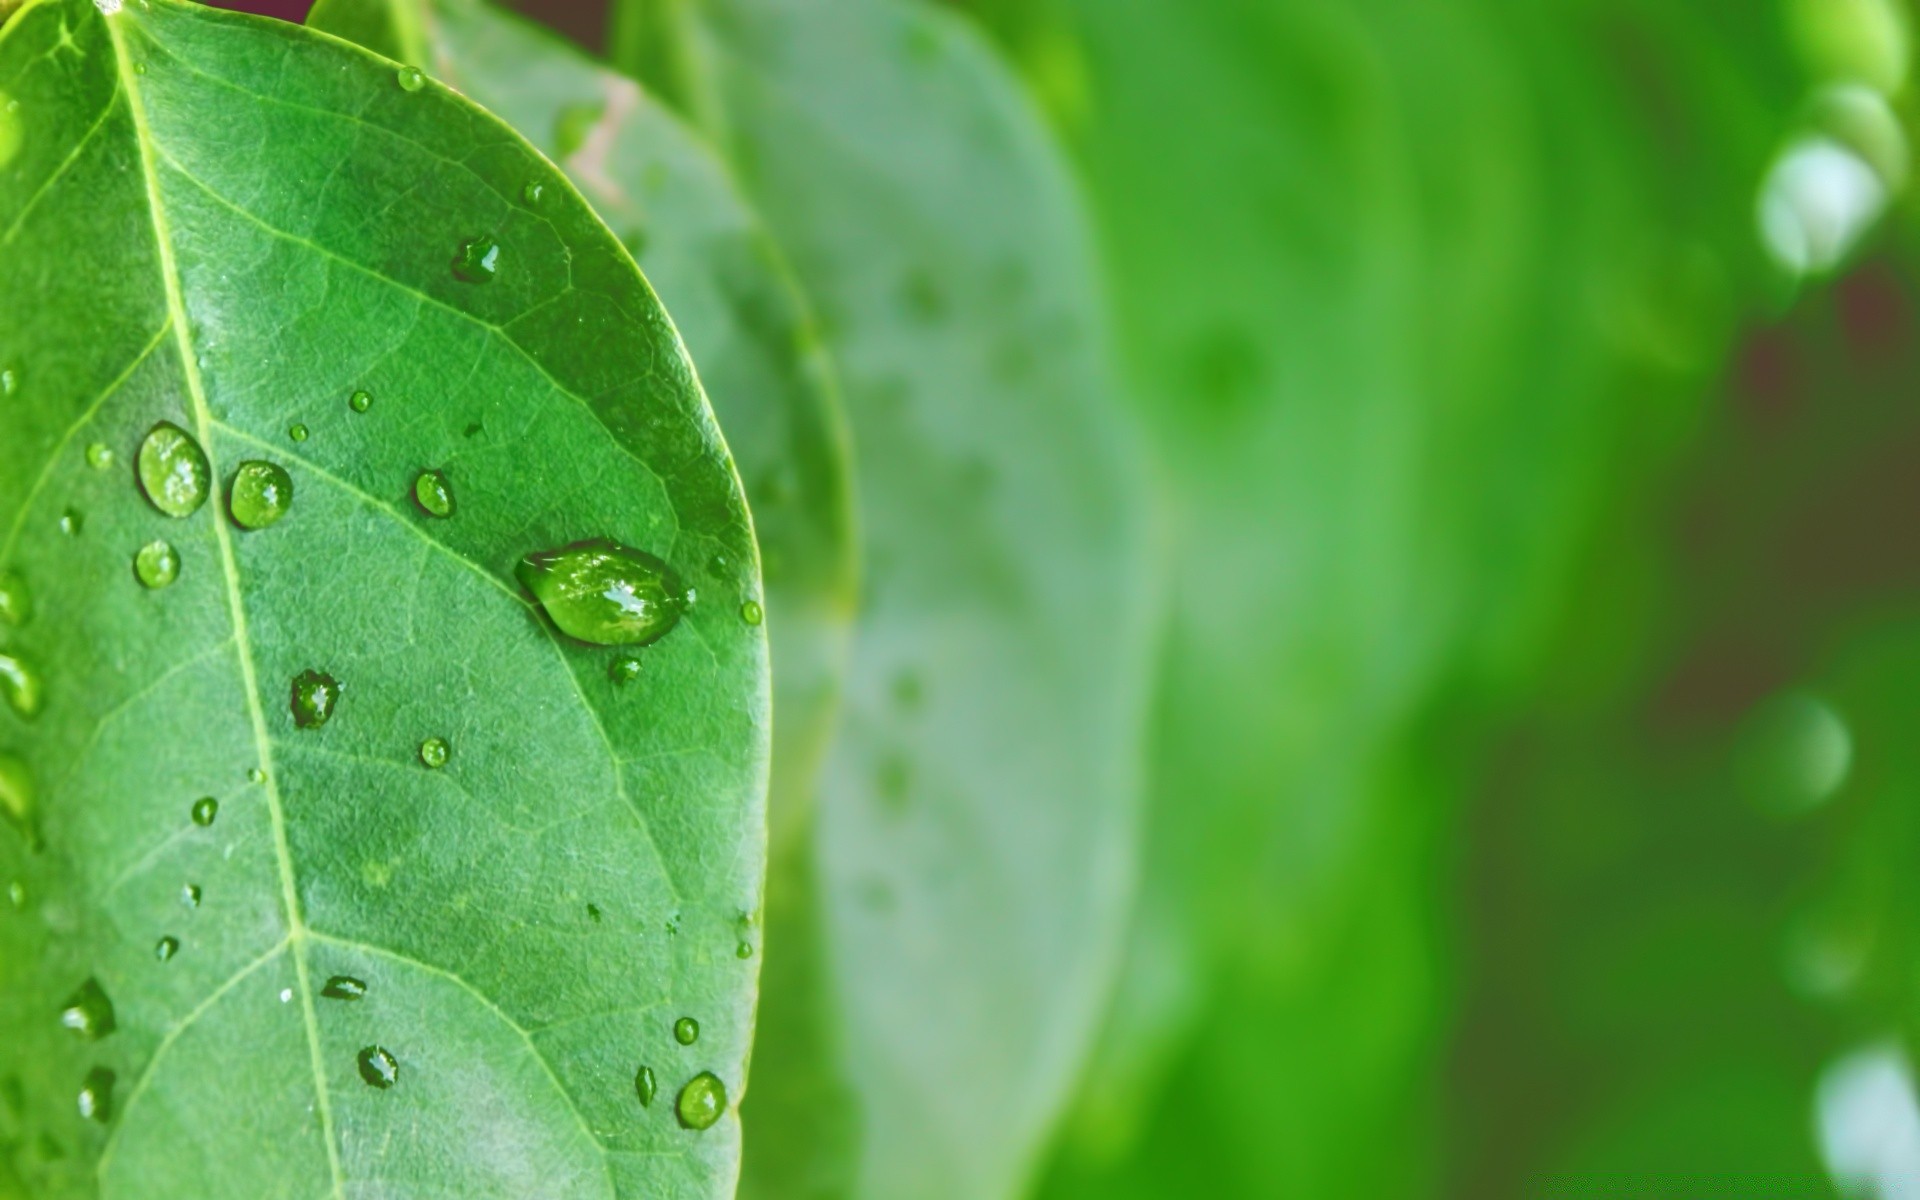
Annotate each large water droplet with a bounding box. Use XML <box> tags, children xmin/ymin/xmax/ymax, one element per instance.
<box><xmin>396</xmin><ymin>65</ymin><xmax>425</xmax><ymax>92</ymax></box>
<box><xmin>76</xmin><ymin>1067</ymin><xmax>115</xmax><ymax>1124</ymax></box>
<box><xmin>412</xmin><ymin>470</ymin><xmax>454</xmax><ymax>519</ymax></box>
<box><xmin>290</xmin><ymin>670</ymin><xmax>341</xmax><ymax>730</ymax></box>
<box><xmin>635</xmin><ymin>1065</ymin><xmax>657</xmax><ymax>1107</ymax></box>
<box><xmin>673</xmin><ymin>1017</ymin><xmax>699</xmax><ymax>1046</ymax></box>
<box><xmin>85</xmin><ymin>443</ymin><xmax>114</xmax><ymax>471</ymax></box>
<box><xmin>0</xmin><ymin>652</ymin><xmax>43</xmax><ymax>720</ymax></box>
<box><xmin>516</xmin><ymin>539</ymin><xmax>687</xmax><ymax>647</ymax></box>
<box><xmin>452</xmin><ymin>235</ymin><xmax>501</xmax><ymax>283</ymax></box>
<box><xmin>190</xmin><ymin>797</ymin><xmax>217</xmax><ymax>827</ymax></box>
<box><xmin>675</xmin><ymin>1072</ymin><xmax>726</xmax><ymax>1130</ymax></box>
<box><xmin>419</xmin><ymin>737</ymin><xmax>449</xmax><ymax>769</ymax></box>
<box><xmin>322</xmin><ymin>975</ymin><xmax>367</xmax><ymax>1001</ymax></box>
<box><xmin>0</xmin><ymin>754</ymin><xmax>38</xmax><ymax>850</ymax></box>
<box><xmin>357</xmin><ymin>1045</ymin><xmax>399</xmax><ymax>1089</ymax></box>
<box><xmin>154</xmin><ymin>936</ymin><xmax>178</xmax><ymax>962</ymax></box>
<box><xmin>137</xmin><ymin>422</ymin><xmax>210</xmax><ymax>518</ymax></box>
<box><xmin>228</xmin><ymin>461</ymin><xmax>293</xmax><ymax>530</ymax></box>
<box><xmin>134</xmin><ymin>540</ymin><xmax>179</xmax><ymax>590</ymax></box>
<box><xmin>0</xmin><ymin>570</ymin><xmax>29</xmax><ymax>626</ymax></box>
<box><xmin>349</xmin><ymin>389</ymin><xmax>373</xmax><ymax>414</ymax></box>
<box><xmin>59</xmin><ymin>978</ymin><xmax>115</xmax><ymax>1041</ymax></box>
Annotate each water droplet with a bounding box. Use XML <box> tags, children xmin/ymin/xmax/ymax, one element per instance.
<box><xmin>419</xmin><ymin>737</ymin><xmax>449</xmax><ymax>769</ymax></box>
<box><xmin>522</xmin><ymin>180</ymin><xmax>545</xmax><ymax>206</ymax></box>
<box><xmin>635</xmin><ymin>1065</ymin><xmax>657</xmax><ymax>1107</ymax></box>
<box><xmin>279</xmin><ymin>988</ymin><xmax>293</xmax><ymax>1003</ymax></box>
<box><xmin>132</xmin><ymin>61</ymin><xmax>146</xmax><ymax>75</ymax></box>
<box><xmin>137</xmin><ymin>422</ymin><xmax>210</xmax><ymax>517</ymax></box>
<box><xmin>228</xmin><ymin>460</ymin><xmax>293</xmax><ymax>530</ymax></box>
<box><xmin>736</xmin><ymin>941</ymin><xmax>752</xmax><ymax>959</ymax></box>
<box><xmin>707</xmin><ymin>552</ymin><xmax>728</xmax><ymax>575</ymax></box>
<box><xmin>154</xmin><ymin>936</ymin><xmax>178</xmax><ymax>962</ymax></box>
<box><xmin>59</xmin><ymin>978</ymin><xmax>115</xmax><ymax>1041</ymax></box>
<box><xmin>0</xmin><ymin>570</ymin><xmax>29</xmax><ymax>626</ymax></box>
<box><xmin>0</xmin><ymin>652</ymin><xmax>43</xmax><ymax>720</ymax></box>
<box><xmin>58</xmin><ymin>509</ymin><xmax>83</xmax><ymax>537</ymax></box>
<box><xmin>134</xmin><ymin>540</ymin><xmax>180</xmax><ymax>589</ymax></box>
<box><xmin>247</xmin><ymin>767</ymin><xmax>266</xmax><ymax>785</ymax></box>
<box><xmin>349</xmin><ymin>389</ymin><xmax>373</xmax><ymax>414</ymax></box>
<box><xmin>190</xmin><ymin>797</ymin><xmax>217</xmax><ymax>827</ymax></box>
<box><xmin>452</xmin><ymin>235</ymin><xmax>501</xmax><ymax>283</ymax></box>
<box><xmin>0</xmin><ymin>367</ymin><xmax>13</xmax><ymax>396</ymax></box>
<box><xmin>396</xmin><ymin>65</ymin><xmax>425</xmax><ymax>92</ymax></box>
<box><xmin>609</xmin><ymin>653</ymin><xmax>643</xmax><ymax>686</ymax></box>
<box><xmin>586</xmin><ymin>903</ymin><xmax>603</xmax><ymax>923</ymax></box>
<box><xmin>673</xmin><ymin>1017</ymin><xmax>699</xmax><ymax>1046</ymax></box>
<box><xmin>290</xmin><ymin>670</ymin><xmax>340</xmax><ymax>730</ymax></box>
<box><xmin>676</xmin><ymin>1071</ymin><xmax>726</xmax><ymax>1130</ymax></box>
<box><xmin>7</xmin><ymin>880</ymin><xmax>23</xmax><ymax>909</ymax></box>
<box><xmin>412</xmin><ymin>470</ymin><xmax>454</xmax><ymax>518</ymax></box>
<box><xmin>76</xmin><ymin>1067</ymin><xmax>115</xmax><ymax>1124</ymax></box>
<box><xmin>85</xmin><ymin>443</ymin><xmax>113</xmax><ymax>470</ymax></box>
<box><xmin>516</xmin><ymin>539</ymin><xmax>687</xmax><ymax>647</ymax></box>
<box><xmin>740</xmin><ymin>600</ymin><xmax>763</xmax><ymax>627</ymax></box>
<box><xmin>1737</xmin><ymin>691</ymin><xmax>1853</xmax><ymax>815</ymax></box>
<box><xmin>0</xmin><ymin>754</ymin><xmax>39</xmax><ymax>850</ymax></box>
<box><xmin>321</xmin><ymin>975</ymin><xmax>367</xmax><ymax>1001</ymax></box>
<box><xmin>288</xmin><ymin>423</ymin><xmax>308</xmax><ymax>443</ymax></box>
<box><xmin>357</xmin><ymin>1045</ymin><xmax>399</xmax><ymax>1089</ymax></box>
<box><xmin>181</xmin><ymin>883</ymin><xmax>201</xmax><ymax>908</ymax></box>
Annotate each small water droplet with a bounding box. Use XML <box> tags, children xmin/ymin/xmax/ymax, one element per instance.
<box><xmin>517</xmin><ymin>539</ymin><xmax>687</xmax><ymax>647</ymax></box>
<box><xmin>137</xmin><ymin>422</ymin><xmax>210</xmax><ymax>518</ymax></box>
<box><xmin>279</xmin><ymin>988</ymin><xmax>293</xmax><ymax>1003</ymax></box>
<box><xmin>676</xmin><ymin>1071</ymin><xmax>726</xmax><ymax>1130</ymax></box>
<box><xmin>396</xmin><ymin>65</ymin><xmax>425</xmax><ymax>92</ymax></box>
<box><xmin>58</xmin><ymin>509</ymin><xmax>83</xmax><ymax>537</ymax></box>
<box><xmin>609</xmin><ymin>653</ymin><xmax>643</xmax><ymax>686</ymax></box>
<box><xmin>322</xmin><ymin>975</ymin><xmax>367</xmax><ymax>1001</ymax></box>
<box><xmin>0</xmin><ymin>754</ymin><xmax>39</xmax><ymax>851</ymax></box>
<box><xmin>0</xmin><ymin>367</ymin><xmax>16</xmax><ymax>396</ymax></box>
<box><xmin>59</xmin><ymin>979</ymin><xmax>115</xmax><ymax>1041</ymax></box>
<box><xmin>76</xmin><ymin>1067</ymin><xmax>115</xmax><ymax>1124</ymax></box>
<box><xmin>181</xmin><ymin>883</ymin><xmax>201</xmax><ymax>908</ymax></box>
<box><xmin>7</xmin><ymin>880</ymin><xmax>23</xmax><ymax>909</ymax></box>
<box><xmin>228</xmin><ymin>461</ymin><xmax>293</xmax><ymax>530</ymax></box>
<box><xmin>736</xmin><ymin>941</ymin><xmax>752</xmax><ymax>959</ymax></box>
<box><xmin>134</xmin><ymin>540</ymin><xmax>179</xmax><ymax>589</ymax></box>
<box><xmin>349</xmin><ymin>389</ymin><xmax>373</xmax><ymax>414</ymax></box>
<box><xmin>85</xmin><ymin>443</ymin><xmax>113</xmax><ymax>471</ymax></box>
<box><xmin>290</xmin><ymin>670</ymin><xmax>340</xmax><ymax>730</ymax></box>
<box><xmin>419</xmin><ymin>737</ymin><xmax>449</xmax><ymax>769</ymax></box>
<box><xmin>0</xmin><ymin>652</ymin><xmax>43</xmax><ymax>719</ymax></box>
<box><xmin>740</xmin><ymin>599</ymin><xmax>763</xmax><ymax>627</ymax></box>
<box><xmin>635</xmin><ymin>1065</ymin><xmax>657</xmax><ymax>1107</ymax></box>
<box><xmin>0</xmin><ymin>570</ymin><xmax>29</xmax><ymax>626</ymax></box>
<box><xmin>288</xmin><ymin>423</ymin><xmax>308</xmax><ymax>443</ymax></box>
<box><xmin>673</xmin><ymin>1017</ymin><xmax>699</xmax><ymax>1046</ymax></box>
<box><xmin>357</xmin><ymin>1045</ymin><xmax>399</xmax><ymax>1089</ymax></box>
<box><xmin>412</xmin><ymin>470</ymin><xmax>454</xmax><ymax>518</ymax></box>
<box><xmin>521</xmin><ymin>180</ymin><xmax>545</xmax><ymax>206</ymax></box>
<box><xmin>154</xmin><ymin>936</ymin><xmax>178</xmax><ymax>962</ymax></box>
<box><xmin>132</xmin><ymin>61</ymin><xmax>146</xmax><ymax>75</ymax></box>
<box><xmin>452</xmin><ymin>235</ymin><xmax>501</xmax><ymax>283</ymax></box>
<box><xmin>586</xmin><ymin>903</ymin><xmax>603</xmax><ymax>923</ymax></box>
<box><xmin>190</xmin><ymin>797</ymin><xmax>217</xmax><ymax>827</ymax></box>
<box><xmin>247</xmin><ymin>767</ymin><xmax>266</xmax><ymax>785</ymax></box>
<box><xmin>707</xmin><ymin>552</ymin><xmax>728</xmax><ymax>575</ymax></box>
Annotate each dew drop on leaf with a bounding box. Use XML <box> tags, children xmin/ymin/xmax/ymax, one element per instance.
<box><xmin>290</xmin><ymin>670</ymin><xmax>341</xmax><ymax>730</ymax></box>
<box><xmin>134</xmin><ymin>540</ymin><xmax>179</xmax><ymax>590</ymax></box>
<box><xmin>673</xmin><ymin>1017</ymin><xmax>699</xmax><ymax>1046</ymax></box>
<box><xmin>349</xmin><ymin>389</ymin><xmax>372</xmax><ymax>414</ymax></box>
<box><xmin>736</xmin><ymin>941</ymin><xmax>753</xmax><ymax>959</ymax></box>
<box><xmin>740</xmin><ymin>599</ymin><xmax>763</xmax><ymax>627</ymax></box>
<box><xmin>0</xmin><ymin>366</ymin><xmax>13</xmax><ymax>396</ymax></box>
<box><xmin>357</xmin><ymin>1045</ymin><xmax>399</xmax><ymax>1089</ymax></box>
<box><xmin>0</xmin><ymin>652</ymin><xmax>43</xmax><ymax>720</ymax></box>
<box><xmin>412</xmin><ymin>470</ymin><xmax>455</xmax><ymax>519</ymax></box>
<box><xmin>84</xmin><ymin>443</ymin><xmax>113</xmax><ymax>471</ymax></box>
<box><xmin>154</xmin><ymin>936</ymin><xmax>178</xmax><ymax>962</ymax></box>
<box><xmin>228</xmin><ymin>461</ymin><xmax>293</xmax><ymax>530</ymax></box>
<box><xmin>452</xmin><ymin>235</ymin><xmax>501</xmax><ymax>283</ymax></box>
<box><xmin>635</xmin><ymin>1065</ymin><xmax>657</xmax><ymax>1107</ymax></box>
<box><xmin>0</xmin><ymin>754</ymin><xmax>39</xmax><ymax>850</ymax></box>
<box><xmin>609</xmin><ymin>653</ymin><xmax>643</xmax><ymax>686</ymax></box>
<box><xmin>136</xmin><ymin>421</ymin><xmax>210</xmax><ymax>518</ymax></box>
<box><xmin>516</xmin><ymin>539</ymin><xmax>688</xmax><ymax>646</ymax></box>
<box><xmin>58</xmin><ymin>978</ymin><xmax>115</xmax><ymax>1041</ymax></box>
<box><xmin>6</xmin><ymin>880</ymin><xmax>23</xmax><ymax>910</ymax></box>
<box><xmin>190</xmin><ymin>797</ymin><xmax>217</xmax><ymax>827</ymax></box>
<box><xmin>181</xmin><ymin>883</ymin><xmax>201</xmax><ymax>908</ymax></box>
<box><xmin>76</xmin><ymin>1067</ymin><xmax>115</xmax><ymax>1124</ymax></box>
<box><xmin>521</xmin><ymin>180</ymin><xmax>544</xmax><ymax>206</ymax></box>
<box><xmin>321</xmin><ymin>975</ymin><xmax>367</xmax><ymax>1001</ymax></box>
<box><xmin>58</xmin><ymin>509</ymin><xmax>82</xmax><ymax>537</ymax></box>
<box><xmin>676</xmin><ymin>1071</ymin><xmax>726</xmax><ymax>1131</ymax></box>
<box><xmin>396</xmin><ymin>65</ymin><xmax>425</xmax><ymax>92</ymax></box>
<box><xmin>247</xmin><ymin>767</ymin><xmax>266</xmax><ymax>785</ymax></box>
<box><xmin>0</xmin><ymin>570</ymin><xmax>29</xmax><ymax>626</ymax></box>
<box><xmin>419</xmin><ymin>737</ymin><xmax>449</xmax><ymax>769</ymax></box>
<box><xmin>288</xmin><ymin>423</ymin><xmax>308</xmax><ymax>443</ymax></box>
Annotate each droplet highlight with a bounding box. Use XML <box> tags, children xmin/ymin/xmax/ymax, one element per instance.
<box><xmin>609</xmin><ymin>653</ymin><xmax>643</xmax><ymax>686</ymax></box>
<box><xmin>134</xmin><ymin>540</ymin><xmax>179</xmax><ymax>589</ymax></box>
<box><xmin>740</xmin><ymin>599</ymin><xmax>763</xmax><ymax>627</ymax></box>
<box><xmin>76</xmin><ymin>1067</ymin><xmax>115</xmax><ymax>1124</ymax></box>
<box><xmin>516</xmin><ymin>539</ymin><xmax>688</xmax><ymax>647</ymax></box>
<box><xmin>673</xmin><ymin>1017</ymin><xmax>699</xmax><ymax>1046</ymax></box>
<box><xmin>58</xmin><ymin>509</ymin><xmax>82</xmax><ymax>537</ymax></box>
<box><xmin>635</xmin><ymin>1065</ymin><xmax>657</xmax><ymax>1107</ymax></box>
<box><xmin>349</xmin><ymin>389</ymin><xmax>373</xmax><ymax>414</ymax></box>
<box><xmin>181</xmin><ymin>883</ymin><xmax>201</xmax><ymax>908</ymax></box>
<box><xmin>137</xmin><ymin>422</ymin><xmax>210</xmax><ymax>518</ymax></box>
<box><xmin>357</xmin><ymin>1045</ymin><xmax>399</xmax><ymax>1089</ymax></box>
<box><xmin>412</xmin><ymin>470</ymin><xmax>454</xmax><ymax>519</ymax></box>
<box><xmin>190</xmin><ymin>797</ymin><xmax>217</xmax><ymax>827</ymax></box>
<box><xmin>0</xmin><ymin>652</ymin><xmax>43</xmax><ymax>720</ymax></box>
<box><xmin>419</xmin><ymin>737</ymin><xmax>449</xmax><ymax>769</ymax></box>
<box><xmin>0</xmin><ymin>570</ymin><xmax>29</xmax><ymax>626</ymax></box>
<box><xmin>289</xmin><ymin>423</ymin><xmax>308</xmax><ymax>443</ymax></box>
<box><xmin>0</xmin><ymin>755</ymin><xmax>39</xmax><ymax>850</ymax></box>
<box><xmin>290</xmin><ymin>670</ymin><xmax>341</xmax><ymax>730</ymax></box>
<box><xmin>85</xmin><ymin>443</ymin><xmax>113</xmax><ymax>471</ymax></box>
<box><xmin>154</xmin><ymin>936</ymin><xmax>178</xmax><ymax>962</ymax></box>
<box><xmin>228</xmin><ymin>461</ymin><xmax>293</xmax><ymax>530</ymax></box>
<box><xmin>676</xmin><ymin>1071</ymin><xmax>726</xmax><ymax>1131</ymax></box>
<box><xmin>321</xmin><ymin>975</ymin><xmax>367</xmax><ymax>1001</ymax></box>
<box><xmin>452</xmin><ymin>235</ymin><xmax>501</xmax><ymax>283</ymax></box>
<box><xmin>396</xmin><ymin>65</ymin><xmax>425</xmax><ymax>92</ymax></box>
<box><xmin>59</xmin><ymin>979</ymin><xmax>116</xmax><ymax>1041</ymax></box>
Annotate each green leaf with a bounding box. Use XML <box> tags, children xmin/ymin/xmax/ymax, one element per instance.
<box><xmin>0</xmin><ymin>1</ymin><xmax>767</xmax><ymax>1194</ymax></box>
<box><xmin>616</xmin><ymin>0</ymin><xmax>1160</xmax><ymax>1195</ymax></box>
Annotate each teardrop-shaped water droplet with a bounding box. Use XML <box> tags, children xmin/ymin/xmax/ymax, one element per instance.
<box><xmin>190</xmin><ymin>797</ymin><xmax>217</xmax><ymax>827</ymax></box>
<box><xmin>290</xmin><ymin>670</ymin><xmax>340</xmax><ymax>730</ymax></box>
<box><xmin>740</xmin><ymin>600</ymin><xmax>763</xmax><ymax>627</ymax></box>
<box><xmin>357</xmin><ymin>1045</ymin><xmax>399</xmax><ymax>1089</ymax></box>
<box><xmin>608</xmin><ymin>653</ymin><xmax>643</xmax><ymax>686</ymax></box>
<box><xmin>228</xmin><ymin>461</ymin><xmax>293</xmax><ymax>531</ymax></box>
<box><xmin>521</xmin><ymin>180</ymin><xmax>545</xmax><ymax>206</ymax></box>
<box><xmin>76</xmin><ymin>1067</ymin><xmax>115</xmax><ymax>1124</ymax></box>
<box><xmin>635</xmin><ymin>1065</ymin><xmax>658</xmax><ymax>1107</ymax></box>
<box><xmin>247</xmin><ymin>767</ymin><xmax>266</xmax><ymax>785</ymax></box>
<box><xmin>516</xmin><ymin>539</ymin><xmax>687</xmax><ymax>647</ymax></box>
<box><xmin>154</xmin><ymin>936</ymin><xmax>179</xmax><ymax>961</ymax></box>
<box><xmin>0</xmin><ymin>754</ymin><xmax>39</xmax><ymax>851</ymax></box>
<box><xmin>396</xmin><ymin>65</ymin><xmax>425</xmax><ymax>92</ymax></box>
<box><xmin>137</xmin><ymin>422</ymin><xmax>210</xmax><ymax>518</ymax></box>
<box><xmin>134</xmin><ymin>540</ymin><xmax>180</xmax><ymax>590</ymax></box>
<box><xmin>419</xmin><ymin>737</ymin><xmax>449</xmax><ymax>769</ymax></box>
<box><xmin>349</xmin><ymin>389</ymin><xmax>373</xmax><ymax>414</ymax></box>
<box><xmin>181</xmin><ymin>883</ymin><xmax>201</xmax><ymax>908</ymax></box>
<box><xmin>452</xmin><ymin>235</ymin><xmax>501</xmax><ymax>283</ymax></box>
<box><xmin>58</xmin><ymin>509</ymin><xmax>82</xmax><ymax>537</ymax></box>
<box><xmin>673</xmin><ymin>1017</ymin><xmax>699</xmax><ymax>1046</ymax></box>
<box><xmin>59</xmin><ymin>978</ymin><xmax>115</xmax><ymax>1041</ymax></box>
<box><xmin>0</xmin><ymin>570</ymin><xmax>28</xmax><ymax>626</ymax></box>
<box><xmin>675</xmin><ymin>1071</ymin><xmax>726</xmax><ymax>1131</ymax></box>
<box><xmin>85</xmin><ymin>443</ymin><xmax>113</xmax><ymax>471</ymax></box>
<box><xmin>0</xmin><ymin>652</ymin><xmax>42</xmax><ymax>720</ymax></box>
<box><xmin>288</xmin><ymin>423</ymin><xmax>308</xmax><ymax>443</ymax></box>
<box><xmin>736</xmin><ymin>941</ymin><xmax>752</xmax><ymax>960</ymax></box>
<box><xmin>412</xmin><ymin>470</ymin><xmax>454</xmax><ymax>519</ymax></box>
<box><xmin>322</xmin><ymin>975</ymin><xmax>367</xmax><ymax>1001</ymax></box>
